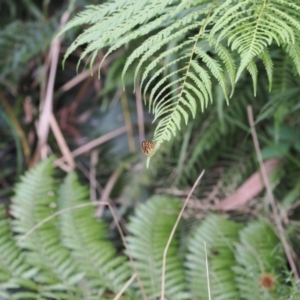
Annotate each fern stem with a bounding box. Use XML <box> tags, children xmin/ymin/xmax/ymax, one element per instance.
<box><xmin>159</xmin><ymin>25</ymin><xmax>204</xmax><ymax>143</ymax></box>
<box><xmin>155</xmin><ymin>7</ymin><xmax>213</xmax><ymax>147</ymax></box>
<box><xmin>160</xmin><ymin>170</ymin><xmax>205</xmax><ymax>300</ymax></box>
<box><xmin>113</xmin><ymin>273</ymin><xmax>137</xmax><ymax>300</ymax></box>
<box><xmin>204</xmin><ymin>241</ymin><xmax>211</xmax><ymax>300</ymax></box>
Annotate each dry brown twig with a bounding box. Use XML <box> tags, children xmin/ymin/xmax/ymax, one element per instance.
<box><xmin>54</xmin><ymin>125</ymin><xmax>129</xmax><ymax>168</ymax></box>
<box><xmin>95</xmin><ymin>168</ymin><xmax>123</xmax><ymax>217</ymax></box>
<box><xmin>58</xmin><ymin>49</ymin><xmax>122</xmax><ymax>94</ymax></box>
<box><xmin>50</xmin><ymin>113</ymin><xmax>75</xmax><ymax>170</ymax></box>
<box><xmin>32</xmin><ymin>11</ymin><xmax>70</xmax><ymax>166</ymax></box>
<box><xmin>90</xmin><ymin>150</ymin><xmax>99</xmax><ymax>201</ymax></box>
<box><xmin>37</xmin><ymin>12</ymin><xmax>70</xmax><ymax>155</ymax></box>
<box><xmin>247</xmin><ymin>105</ymin><xmax>299</xmax><ymax>279</ymax></box>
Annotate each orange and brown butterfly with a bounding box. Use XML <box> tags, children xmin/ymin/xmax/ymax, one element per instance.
<box><xmin>141</xmin><ymin>141</ymin><xmax>156</xmax><ymax>156</ymax></box>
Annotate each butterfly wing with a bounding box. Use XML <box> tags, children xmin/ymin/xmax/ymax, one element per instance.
<box><xmin>141</xmin><ymin>141</ymin><xmax>156</xmax><ymax>156</ymax></box>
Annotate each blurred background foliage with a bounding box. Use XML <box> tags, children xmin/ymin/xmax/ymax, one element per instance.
<box><xmin>0</xmin><ymin>0</ymin><xmax>300</xmax><ymax>299</ymax></box>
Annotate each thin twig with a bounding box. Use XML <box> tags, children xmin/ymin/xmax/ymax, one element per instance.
<box><xmin>37</xmin><ymin>12</ymin><xmax>70</xmax><ymax>152</ymax></box>
<box><xmin>49</xmin><ymin>113</ymin><xmax>75</xmax><ymax>170</ymax></box>
<box><xmin>77</xmin><ymin>162</ymin><xmax>105</xmax><ymax>195</ymax></box>
<box><xmin>54</xmin><ymin>126</ymin><xmax>128</xmax><ymax>167</ymax></box>
<box><xmin>90</xmin><ymin>150</ymin><xmax>99</xmax><ymax>201</ymax></box>
<box><xmin>34</xmin><ymin>11</ymin><xmax>70</xmax><ymax>163</ymax></box>
<box><xmin>204</xmin><ymin>242</ymin><xmax>211</xmax><ymax>300</ymax></box>
<box><xmin>59</xmin><ymin>63</ymin><xmax>100</xmax><ymax>93</ymax></box>
<box><xmin>113</xmin><ymin>273</ymin><xmax>137</xmax><ymax>300</ymax></box>
<box><xmin>71</xmin><ymin>126</ymin><xmax>128</xmax><ymax>157</ymax></box>
<box><xmin>247</xmin><ymin>105</ymin><xmax>299</xmax><ymax>279</ymax></box>
<box><xmin>58</xmin><ymin>50</ymin><xmax>122</xmax><ymax>93</ymax></box>
<box><xmin>106</xmin><ymin>201</ymin><xmax>148</xmax><ymax>300</ymax></box>
<box><xmin>160</xmin><ymin>170</ymin><xmax>205</xmax><ymax>300</ymax></box>
<box><xmin>95</xmin><ymin>168</ymin><xmax>123</xmax><ymax>217</ymax></box>
<box><xmin>17</xmin><ymin>202</ymin><xmax>105</xmax><ymax>244</ymax></box>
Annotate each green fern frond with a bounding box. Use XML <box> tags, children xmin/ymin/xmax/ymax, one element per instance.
<box><xmin>182</xmin><ymin>109</ymin><xmax>235</xmax><ymax>180</ymax></box>
<box><xmin>61</xmin><ymin>0</ymin><xmax>300</xmax><ymax>156</ymax></box>
<box><xmin>127</xmin><ymin>8</ymin><xmax>209</xmax><ymax>87</ymax></box>
<box><xmin>10</xmin><ymin>158</ymin><xmax>83</xmax><ymax>297</ymax></box>
<box><xmin>284</xmin><ymin>32</ymin><xmax>300</xmax><ymax>76</ymax></box>
<box><xmin>247</xmin><ymin>60</ymin><xmax>258</xmax><ymax>96</ymax></box>
<box><xmin>61</xmin><ymin>1</ymin><xmax>228</xmax><ymax>155</ymax></box>
<box><xmin>209</xmin><ymin>0</ymin><xmax>300</xmax><ymax>83</ymax></box>
<box><xmin>233</xmin><ymin>220</ymin><xmax>289</xmax><ymax>299</ymax></box>
<box><xmin>182</xmin><ymin>72</ymin><xmax>263</xmax><ymax>183</ymax></box>
<box><xmin>126</xmin><ymin>196</ymin><xmax>189</xmax><ymax>299</ymax></box>
<box><xmin>58</xmin><ymin>2</ymin><xmax>128</xmax><ymax>36</ymax></box>
<box><xmin>257</xmin><ymin>50</ymin><xmax>300</xmax><ymax>124</ymax></box>
<box><xmin>259</xmin><ymin>49</ymin><xmax>273</xmax><ymax>91</ymax></box>
<box><xmin>63</xmin><ymin>0</ymin><xmax>181</xmax><ymax>70</ymax></box>
<box><xmin>104</xmin><ymin>1</ymin><xmax>199</xmax><ymax>76</ymax></box>
<box><xmin>58</xmin><ymin>172</ymin><xmax>137</xmax><ymax>299</ymax></box>
<box><xmin>0</xmin><ymin>206</ymin><xmax>39</xmax><ymax>295</ymax></box>
<box><xmin>145</xmin><ymin>36</ymin><xmax>232</xmax><ymax>153</ymax></box>
<box><xmin>186</xmin><ymin>214</ymin><xmax>241</xmax><ymax>300</ymax></box>
<box><xmin>208</xmin><ymin>38</ymin><xmax>237</xmax><ymax>96</ymax></box>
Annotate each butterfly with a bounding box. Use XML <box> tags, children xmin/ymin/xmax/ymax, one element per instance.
<box><xmin>141</xmin><ymin>141</ymin><xmax>156</xmax><ymax>156</ymax></box>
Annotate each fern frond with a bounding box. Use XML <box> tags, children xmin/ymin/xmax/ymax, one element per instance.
<box><xmin>58</xmin><ymin>172</ymin><xmax>137</xmax><ymax>299</ymax></box>
<box><xmin>259</xmin><ymin>49</ymin><xmax>273</xmax><ymax>91</ymax></box>
<box><xmin>63</xmin><ymin>0</ymin><xmax>182</xmax><ymax>69</ymax></box>
<box><xmin>208</xmin><ymin>38</ymin><xmax>237</xmax><ymax>96</ymax></box>
<box><xmin>257</xmin><ymin>50</ymin><xmax>300</xmax><ymax>124</ymax></box>
<box><xmin>233</xmin><ymin>221</ymin><xmax>289</xmax><ymax>299</ymax></box>
<box><xmin>104</xmin><ymin>1</ymin><xmax>200</xmax><ymax>76</ymax></box>
<box><xmin>58</xmin><ymin>2</ymin><xmax>128</xmax><ymax>36</ymax></box>
<box><xmin>0</xmin><ymin>206</ymin><xmax>39</xmax><ymax>294</ymax></box>
<box><xmin>145</xmin><ymin>36</ymin><xmax>232</xmax><ymax>154</ymax></box>
<box><xmin>10</xmin><ymin>158</ymin><xmax>83</xmax><ymax>297</ymax></box>
<box><xmin>284</xmin><ymin>31</ymin><xmax>300</xmax><ymax>76</ymax></box>
<box><xmin>247</xmin><ymin>60</ymin><xmax>258</xmax><ymax>96</ymax></box>
<box><xmin>209</xmin><ymin>0</ymin><xmax>300</xmax><ymax>84</ymax></box>
<box><xmin>128</xmin><ymin>8</ymin><xmax>209</xmax><ymax>87</ymax></box>
<box><xmin>61</xmin><ymin>0</ymin><xmax>300</xmax><ymax>156</ymax></box>
<box><xmin>186</xmin><ymin>214</ymin><xmax>241</xmax><ymax>300</ymax></box>
<box><xmin>61</xmin><ymin>1</ymin><xmax>234</xmax><ymax>154</ymax></box>
<box><xmin>126</xmin><ymin>196</ymin><xmax>189</xmax><ymax>299</ymax></box>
